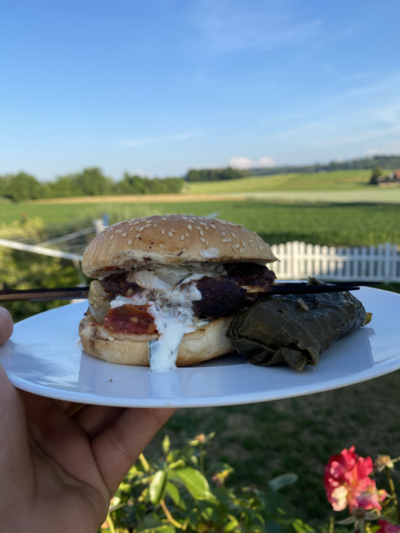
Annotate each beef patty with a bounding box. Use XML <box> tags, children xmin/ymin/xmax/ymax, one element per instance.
<box><xmin>100</xmin><ymin>263</ymin><xmax>275</xmax><ymax>319</ymax></box>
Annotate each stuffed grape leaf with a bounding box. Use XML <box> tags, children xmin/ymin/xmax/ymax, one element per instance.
<box><xmin>226</xmin><ymin>281</ymin><xmax>371</xmax><ymax>371</ymax></box>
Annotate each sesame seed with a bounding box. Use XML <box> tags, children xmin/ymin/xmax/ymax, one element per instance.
<box><xmin>200</xmin><ymin>237</ymin><xmax>205</xmax><ymax>243</ymax></box>
<box><xmin>168</xmin><ymin>231</ymin><xmax>173</xmax><ymax>237</ymax></box>
<box><xmin>110</xmin><ymin>235</ymin><xmax>114</xmax><ymax>240</ymax></box>
<box><xmin>222</xmin><ymin>239</ymin><xmax>228</xmax><ymax>243</ymax></box>
<box><xmin>136</xmin><ymin>233</ymin><xmax>141</xmax><ymax>238</ymax></box>
<box><xmin>182</xmin><ymin>216</ymin><xmax>187</xmax><ymax>220</ymax></box>
<box><xmin>242</xmin><ymin>241</ymin><xmax>246</xmax><ymax>246</ymax></box>
<box><xmin>128</xmin><ymin>239</ymin><xmax>132</xmax><ymax>245</ymax></box>
<box><xmin>161</xmin><ymin>228</ymin><xmax>165</xmax><ymax>234</ymax></box>
<box><xmin>159</xmin><ymin>243</ymin><xmax>165</xmax><ymax>249</ymax></box>
<box><xmin>227</xmin><ymin>238</ymin><xmax>232</xmax><ymax>242</ymax></box>
<box><xmin>252</xmin><ymin>231</ymin><xmax>257</xmax><ymax>235</ymax></box>
<box><xmin>200</xmin><ymin>222</ymin><xmax>206</xmax><ymax>226</ymax></box>
<box><xmin>221</xmin><ymin>231</ymin><xmax>226</xmax><ymax>237</ymax></box>
<box><xmin>232</xmin><ymin>245</ymin><xmax>236</xmax><ymax>251</ymax></box>
<box><xmin>108</xmin><ymin>336</ymin><xmax>115</xmax><ymax>341</ymax></box>
<box><xmin>180</xmin><ymin>234</ymin><xmax>185</xmax><ymax>240</ymax></box>
<box><xmin>122</xmin><ymin>233</ymin><xmax>127</xmax><ymax>237</ymax></box>
<box><xmin>235</xmin><ymin>244</ymin><xmax>240</xmax><ymax>249</ymax></box>
<box><xmin>228</xmin><ymin>222</ymin><xmax>236</xmax><ymax>226</ymax></box>
<box><xmin>133</xmin><ymin>220</ymin><xmax>140</xmax><ymax>225</ymax></box>
<box><xmin>259</xmin><ymin>245</ymin><xmax>264</xmax><ymax>250</ymax></box>
<box><xmin>240</xmin><ymin>248</ymin><xmax>244</xmax><ymax>253</ymax></box>
<box><xmin>171</xmin><ymin>229</ymin><xmax>177</xmax><ymax>233</ymax></box>
<box><xmin>231</xmin><ymin>233</ymin><xmax>236</xmax><ymax>238</ymax></box>
<box><xmin>249</xmin><ymin>239</ymin><xmax>253</xmax><ymax>243</ymax></box>
<box><xmin>196</xmin><ymin>226</ymin><xmax>202</xmax><ymax>230</ymax></box>
<box><xmin>200</xmin><ymin>230</ymin><xmax>204</xmax><ymax>237</ymax></box>
<box><xmin>145</xmin><ymin>224</ymin><xmax>151</xmax><ymax>228</ymax></box>
<box><xmin>153</xmin><ymin>224</ymin><xmax>158</xmax><ymax>228</ymax></box>
<box><xmin>185</xmin><ymin>233</ymin><xmax>190</xmax><ymax>238</ymax></box>
<box><xmin>187</xmin><ymin>224</ymin><xmax>192</xmax><ymax>230</ymax></box>
<box><xmin>220</xmin><ymin>220</ymin><xmax>226</xmax><ymax>225</ymax></box>
<box><xmin>210</xmin><ymin>224</ymin><xmax>216</xmax><ymax>229</ymax></box>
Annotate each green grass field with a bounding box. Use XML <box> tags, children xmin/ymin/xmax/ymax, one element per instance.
<box><xmin>2</xmin><ymin>199</ymin><xmax>400</xmax><ymax>247</ymax></box>
<box><xmin>186</xmin><ymin>170</ymin><xmax>380</xmax><ymax>194</ymax></box>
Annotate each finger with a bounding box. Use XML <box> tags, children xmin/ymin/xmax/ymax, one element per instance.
<box><xmin>91</xmin><ymin>407</ymin><xmax>176</xmax><ymax>495</ymax></box>
<box><xmin>55</xmin><ymin>401</ymin><xmax>85</xmax><ymax>417</ymax></box>
<box><xmin>0</xmin><ymin>307</ymin><xmax>13</xmax><ymax>346</ymax></box>
<box><xmin>73</xmin><ymin>405</ymin><xmax>124</xmax><ymax>439</ymax></box>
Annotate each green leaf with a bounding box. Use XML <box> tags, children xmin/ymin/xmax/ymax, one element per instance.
<box><xmin>291</xmin><ymin>519</ymin><xmax>315</xmax><ymax>533</ymax></box>
<box><xmin>268</xmin><ymin>473</ymin><xmax>298</xmax><ymax>492</ymax></box>
<box><xmin>169</xmin><ymin>468</ymin><xmax>212</xmax><ymax>500</ymax></box>
<box><xmin>166</xmin><ymin>482</ymin><xmax>180</xmax><ymax>505</ymax></box>
<box><xmin>166</xmin><ymin>451</ymin><xmax>175</xmax><ymax>463</ymax></box>
<box><xmin>136</xmin><ymin>515</ymin><xmax>176</xmax><ymax>533</ymax></box>
<box><xmin>223</xmin><ymin>516</ymin><xmax>239</xmax><ymax>531</ymax></box>
<box><xmin>168</xmin><ymin>460</ymin><xmax>186</xmax><ymax>470</ymax></box>
<box><xmin>336</xmin><ymin>516</ymin><xmax>356</xmax><ymax>525</ymax></box>
<box><xmin>149</xmin><ymin>471</ymin><xmax>168</xmax><ymax>504</ymax></box>
<box><xmin>162</xmin><ymin>435</ymin><xmax>170</xmax><ymax>455</ymax></box>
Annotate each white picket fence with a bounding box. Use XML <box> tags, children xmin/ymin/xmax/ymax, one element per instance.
<box><xmin>270</xmin><ymin>242</ymin><xmax>400</xmax><ymax>282</ymax></box>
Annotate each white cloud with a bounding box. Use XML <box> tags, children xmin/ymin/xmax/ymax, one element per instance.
<box><xmin>229</xmin><ymin>156</ymin><xmax>275</xmax><ymax>169</ymax></box>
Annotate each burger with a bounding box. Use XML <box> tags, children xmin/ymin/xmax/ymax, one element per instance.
<box><xmin>79</xmin><ymin>214</ymin><xmax>278</xmax><ymax>372</ymax></box>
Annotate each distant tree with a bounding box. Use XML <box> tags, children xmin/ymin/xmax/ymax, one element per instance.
<box><xmin>114</xmin><ymin>174</ymin><xmax>183</xmax><ymax>195</ymax></box>
<box><xmin>185</xmin><ymin>167</ymin><xmax>247</xmax><ymax>182</ymax></box>
<box><xmin>73</xmin><ymin>167</ymin><xmax>114</xmax><ymax>196</ymax></box>
<box><xmin>369</xmin><ymin>166</ymin><xmax>383</xmax><ymax>185</ymax></box>
<box><xmin>4</xmin><ymin>172</ymin><xmax>45</xmax><ymax>202</ymax></box>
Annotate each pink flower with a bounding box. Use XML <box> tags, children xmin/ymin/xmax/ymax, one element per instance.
<box><xmin>376</xmin><ymin>520</ymin><xmax>400</xmax><ymax>533</ymax></box>
<box><xmin>324</xmin><ymin>447</ymin><xmax>387</xmax><ymax>512</ymax></box>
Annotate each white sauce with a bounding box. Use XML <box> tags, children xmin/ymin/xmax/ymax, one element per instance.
<box><xmin>110</xmin><ymin>264</ymin><xmax>219</xmax><ymax>372</ymax></box>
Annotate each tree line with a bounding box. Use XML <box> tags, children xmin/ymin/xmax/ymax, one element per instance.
<box><xmin>0</xmin><ymin>168</ymin><xmax>184</xmax><ymax>202</ymax></box>
<box><xmin>250</xmin><ymin>155</ymin><xmax>400</xmax><ymax>176</ymax></box>
<box><xmin>185</xmin><ymin>167</ymin><xmax>249</xmax><ymax>182</ymax></box>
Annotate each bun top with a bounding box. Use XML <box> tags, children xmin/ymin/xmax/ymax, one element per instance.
<box><xmin>82</xmin><ymin>214</ymin><xmax>277</xmax><ymax>277</ymax></box>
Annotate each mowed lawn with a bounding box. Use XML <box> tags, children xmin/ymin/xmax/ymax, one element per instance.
<box><xmin>187</xmin><ymin>169</ymin><xmax>379</xmax><ymax>194</ymax></box>
<box><xmin>2</xmin><ymin>199</ymin><xmax>400</xmax><ymax>247</ymax></box>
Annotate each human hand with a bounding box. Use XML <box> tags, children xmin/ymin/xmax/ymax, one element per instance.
<box><xmin>0</xmin><ymin>307</ymin><xmax>175</xmax><ymax>532</ymax></box>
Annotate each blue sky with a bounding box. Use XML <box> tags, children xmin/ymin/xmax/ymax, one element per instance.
<box><xmin>1</xmin><ymin>0</ymin><xmax>400</xmax><ymax>180</ymax></box>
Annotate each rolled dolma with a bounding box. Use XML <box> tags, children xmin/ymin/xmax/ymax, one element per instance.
<box><xmin>226</xmin><ymin>281</ymin><xmax>371</xmax><ymax>371</ymax></box>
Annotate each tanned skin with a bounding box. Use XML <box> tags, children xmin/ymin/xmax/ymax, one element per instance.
<box><xmin>0</xmin><ymin>306</ymin><xmax>175</xmax><ymax>533</ymax></box>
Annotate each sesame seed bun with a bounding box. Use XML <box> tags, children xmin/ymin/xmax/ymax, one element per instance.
<box><xmin>79</xmin><ymin>314</ymin><xmax>234</xmax><ymax>366</ymax></box>
<box><xmin>82</xmin><ymin>214</ymin><xmax>277</xmax><ymax>277</ymax></box>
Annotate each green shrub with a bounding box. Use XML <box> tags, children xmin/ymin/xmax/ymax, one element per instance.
<box><xmin>100</xmin><ymin>434</ymin><xmax>310</xmax><ymax>533</ymax></box>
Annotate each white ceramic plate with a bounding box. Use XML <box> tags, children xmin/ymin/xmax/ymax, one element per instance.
<box><xmin>0</xmin><ymin>287</ymin><xmax>399</xmax><ymax>408</ymax></box>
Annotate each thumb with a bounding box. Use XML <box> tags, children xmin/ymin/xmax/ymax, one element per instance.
<box><xmin>0</xmin><ymin>307</ymin><xmax>13</xmax><ymax>346</ymax></box>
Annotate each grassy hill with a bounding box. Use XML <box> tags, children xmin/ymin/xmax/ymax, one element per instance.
<box><xmin>186</xmin><ymin>169</ymin><xmax>382</xmax><ymax>194</ymax></box>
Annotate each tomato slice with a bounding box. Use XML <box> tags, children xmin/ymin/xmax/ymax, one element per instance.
<box><xmin>104</xmin><ymin>304</ymin><xmax>157</xmax><ymax>335</ymax></box>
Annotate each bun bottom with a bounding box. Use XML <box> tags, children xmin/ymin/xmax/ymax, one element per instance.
<box><xmin>79</xmin><ymin>315</ymin><xmax>234</xmax><ymax>367</ymax></box>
